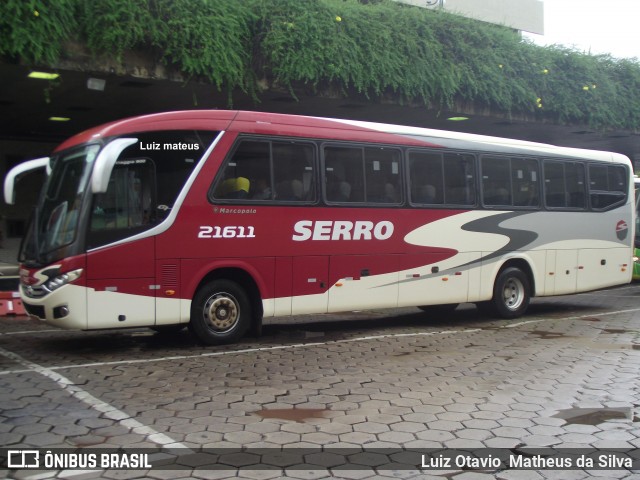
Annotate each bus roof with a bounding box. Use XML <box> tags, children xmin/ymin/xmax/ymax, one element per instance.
<box><xmin>54</xmin><ymin>110</ymin><xmax>627</xmax><ymax>164</ymax></box>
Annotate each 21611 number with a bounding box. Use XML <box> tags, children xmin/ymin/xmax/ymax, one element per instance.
<box><xmin>198</xmin><ymin>225</ymin><xmax>256</xmax><ymax>239</ymax></box>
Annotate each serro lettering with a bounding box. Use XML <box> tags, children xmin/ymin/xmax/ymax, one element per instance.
<box><xmin>292</xmin><ymin>220</ymin><xmax>394</xmax><ymax>241</ymax></box>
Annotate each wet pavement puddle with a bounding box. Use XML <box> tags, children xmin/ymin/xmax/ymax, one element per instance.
<box><xmin>528</xmin><ymin>330</ymin><xmax>574</xmax><ymax>339</ymax></box>
<box><xmin>600</xmin><ymin>328</ymin><xmax>635</xmax><ymax>334</ymax></box>
<box><xmin>553</xmin><ymin>407</ymin><xmax>633</xmax><ymax>425</ymax></box>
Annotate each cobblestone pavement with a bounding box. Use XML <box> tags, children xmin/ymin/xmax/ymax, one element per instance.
<box><xmin>0</xmin><ymin>285</ymin><xmax>639</xmax><ymax>479</ymax></box>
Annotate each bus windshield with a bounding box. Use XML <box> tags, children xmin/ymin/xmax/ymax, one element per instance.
<box><xmin>20</xmin><ymin>144</ymin><xmax>100</xmax><ymax>264</ymax></box>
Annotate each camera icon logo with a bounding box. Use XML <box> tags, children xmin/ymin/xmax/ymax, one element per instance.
<box><xmin>8</xmin><ymin>450</ymin><xmax>40</xmax><ymax>468</ymax></box>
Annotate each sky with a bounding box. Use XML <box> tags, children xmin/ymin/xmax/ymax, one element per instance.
<box><xmin>523</xmin><ymin>0</ymin><xmax>640</xmax><ymax>60</ymax></box>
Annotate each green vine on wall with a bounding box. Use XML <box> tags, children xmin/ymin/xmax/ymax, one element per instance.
<box><xmin>1</xmin><ymin>0</ymin><xmax>639</xmax><ymax>130</ymax></box>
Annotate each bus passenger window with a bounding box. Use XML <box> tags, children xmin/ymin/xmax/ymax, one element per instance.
<box><xmin>409</xmin><ymin>151</ymin><xmax>443</xmax><ymax>205</ymax></box>
<box><xmin>543</xmin><ymin>160</ymin><xmax>587</xmax><ymax>210</ymax></box>
<box><xmin>273</xmin><ymin>142</ymin><xmax>315</xmax><ymax>202</ymax></box>
<box><xmin>212</xmin><ymin>139</ymin><xmax>316</xmax><ymax>203</ymax></box>
<box><xmin>482</xmin><ymin>156</ymin><xmax>512</xmax><ymax>206</ymax></box>
<box><xmin>443</xmin><ymin>153</ymin><xmax>476</xmax><ymax>206</ymax></box>
<box><xmin>213</xmin><ymin>141</ymin><xmax>269</xmax><ymax>200</ymax></box>
<box><xmin>566</xmin><ymin>163</ymin><xmax>586</xmax><ymax>208</ymax></box>
<box><xmin>543</xmin><ymin>161</ymin><xmax>567</xmax><ymax>208</ymax></box>
<box><xmin>589</xmin><ymin>164</ymin><xmax>627</xmax><ymax>210</ymax></box>
<box><xmin>364</xmin><ymin>147</ymin><xmax>402</xmax><ymax>204</ymax></box>
<box><xmin>324</xmin><ymin>146</ymin><xmax>364</xmax><ymax>203</ymax></box>
<box><xmin>512</xmin><ymin>158</ymin><xmax>539</xmax><ymax>207</ymax></box>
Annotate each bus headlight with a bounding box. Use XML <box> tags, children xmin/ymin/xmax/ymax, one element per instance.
<box><xmin>44</xmin><ymin>269</ymin><xmax>83</xmax><ymax>293</ymax></box>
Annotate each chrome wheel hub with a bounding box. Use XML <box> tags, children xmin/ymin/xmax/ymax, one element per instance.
<box><xmin>502</xmin><ymin>277</ymin><xmax>524</xmax><ymax>311</ymax></box>
<box><xmin>203</xmin><ymin>293</ymin><xmax>239</xmax><ymax>332</ymax></box>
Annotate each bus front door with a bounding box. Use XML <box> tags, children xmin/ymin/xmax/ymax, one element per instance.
<box><xmin>85</xmin><ymin>237</ymin><xmax>156</xmax><ymax>329</ymax></box>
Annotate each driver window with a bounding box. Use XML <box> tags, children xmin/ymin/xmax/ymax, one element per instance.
<box><xmin>87</xmin><ymin>130</ymin><xmax>216</xmax><ymax>249</ymax></box>
<box><xmin>88</xmin><ymin>159</ymin><xmax>156</xmax><ymax>248</ymax></box>
<box><xmin>91</xmin><ymin>159</ymin><xmax>155</xmax><ymax>231</ymax></box>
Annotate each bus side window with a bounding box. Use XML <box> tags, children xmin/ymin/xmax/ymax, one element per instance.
<box><xmin>512</xmin><ymin>157</ymin><xmax>539</xmax><ymax>207</ymax></box>
<box><xmin>443</xmin><ymin>153</ymin><xmax>476</xmax><ymax>206</ymax></box>
<box><xmin>543</xmin><ymin>161</ymin><xmax>567</xmax><ymax>208</ymax></box>
<box><xmin>543</xmin><ymin>160</ymin><xmax>587</xmax><ymax>210</ymax></box>
<box><xmin>482</xmin><ymin>156</ymin><xmax>512</xmax><ymax>206</ymax></box>
<box><xmin>213</xmin><ymin>141</ymin><xmax>269</xmax><ymax>200</ymax></box>
<box><xmin>409</xmin><ymin>151</ymin><xmax>443</xmax><ymax>205</ymax></box>
<box><xmin>364</xmin><ymin>147</ymin><xmax>402</xmax><ymax>204</ymax></box>
<box><xmin>212</xmin><ymin>139</ymin><xmax>316</xmax><ymax>203</ymax></box>
<box><xmin>589</xmin><ymin>164</ymin><xmax>627</xmax><ymax>210</ymax></box>
<box><xmin>324</xmin><ymin>146</ymin><xmax>364</xmax><ymax>203</ymax></box>
<box><xmin>566</xmin><ymin>163</ymin><xmax>586</xmax><ymax>208</ymax></box>
<box><xmin>273</xmin><ymin>142</ymin><xmax>316</xmax><ymax>202</ymax></box>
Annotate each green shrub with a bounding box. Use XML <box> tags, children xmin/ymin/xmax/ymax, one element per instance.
<box><xmin>1</xmin><ymin>0</ymin><xmax>639</xmax><ymax>130</ymax></box>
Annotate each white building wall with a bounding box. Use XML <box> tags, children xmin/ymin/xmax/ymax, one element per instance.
<box><xmin>394</xmin><ymin>0</ymin><xmax>544</xmax><ymax>35</ymax></box>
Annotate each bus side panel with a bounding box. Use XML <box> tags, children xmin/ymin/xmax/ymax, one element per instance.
<box><xmin>86</xmin><ymin>237</ymin><xmax>155</xmax><ymax>280</ymax></box>
<box><xmin>397</xmin><ymin>252</ymin><xmax>474</xmax><ymax>307</ymax></box>
<box><xmin>552</xmin><ymin>249</ymin><xmax>579</xmax><ymax>295</ymax></box>
<box><xmin>291</xmin><ymin>256</ymin><xmax>328</xmax><ymax>315</ymax></box>
<box><xmin>86</xmin><ymin>281</ymin><xmax>155</xmax><ymax>328</ymax></box>
<box><xmin>577</xmin><ymin>247</ymin><xmax>632</xmax><ymax>291</ymax></box>
<box><xmin>327</xmin><ymin>254</ymin><xmax>399</xmax><ymax>312</ymax></box>
<box><xmin>273</xmin><ymin>256</ymin><xmax>293</xmax><ymax>317</ymax></box>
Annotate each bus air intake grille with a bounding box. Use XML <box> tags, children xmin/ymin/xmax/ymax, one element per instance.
<box><xmin>23</xmin><ymin>302</ymin><xmax>45</xmax><ymax>319</ymax></box>
<box><xmin>161</xmin><ymin>264</ymin><xmax>178</xmax><ymax>289</ymax></box>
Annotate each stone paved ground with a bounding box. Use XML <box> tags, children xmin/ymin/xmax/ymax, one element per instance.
<box><xmin>0</xmin><ymin>285</ymin><xmax>639</xmax><ymax>479</ymax></box>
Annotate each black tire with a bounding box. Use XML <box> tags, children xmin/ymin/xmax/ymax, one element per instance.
<box><xmin>487</xmin><ymin>266</ymin><xmax>531</xmax><ymax>319</ymax></box>
<box><xmin>190</xmin><ymin>280</ymin><xmax>251</xmax><ymax>345</ymax></box>
<box><xmin>418</xmin><ymin>303</ymin><xmax>459</xmax><ymax>315</ymax></box>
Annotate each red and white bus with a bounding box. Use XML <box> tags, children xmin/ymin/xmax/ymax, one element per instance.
<box><xmin>4</xmin><ymin>111</ymin><xmax>634</xmax><ymax>345</ymax></box>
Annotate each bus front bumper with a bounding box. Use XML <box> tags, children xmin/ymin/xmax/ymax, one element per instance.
<box><xmin>21</xmin><ymin>284</ymin><xmax>88</xmax><ymax>330</ymax></box>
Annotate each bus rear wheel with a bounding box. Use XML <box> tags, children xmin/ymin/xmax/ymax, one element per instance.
<box><xmin>481</xmin><ymin>267</ymin><xmax>531</xmax><ymax>319</ymax></box>
<box><xmin>190</xmin><ymin>280</ymin><xmax>251</xmax><ymax>345</ymax></box>
<box><xmin>476</xmin><ymin>267</ymin><xmax>531</xmax><ymax>319</ymax></box>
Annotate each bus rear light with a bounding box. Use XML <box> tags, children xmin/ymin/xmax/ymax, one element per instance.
<box><xmin>44</xmin><ymin>269</ymin><xmax>83</xmax><ymax>293</ymax></box>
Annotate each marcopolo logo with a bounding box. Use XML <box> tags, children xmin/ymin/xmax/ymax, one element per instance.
<box><xmin>616</xmin><ymin>220</ymin><xmax>628</xmax><ymax>240</ymax></box>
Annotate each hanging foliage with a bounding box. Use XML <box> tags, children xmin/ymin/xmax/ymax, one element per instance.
<box><xmin>1</xmin><ymin>0</ymin><xmax>639</xmax><ymax>130</ymax></box>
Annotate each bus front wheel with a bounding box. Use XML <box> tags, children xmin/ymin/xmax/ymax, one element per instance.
<box><xmin>482</xmin><ymin>267</ymin><xmax>531</xmax><ymax>319</ymax></box>
<box><xmin>190</xmin><ymin>280</ymin><xmax>251</xmax><ymax>345</ymax></box>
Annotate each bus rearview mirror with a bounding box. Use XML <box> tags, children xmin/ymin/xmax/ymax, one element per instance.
<box><xmin>91</xmin><ymin>138</ymin><xmax>138</xmax><ymax>194</ymax></box>
<box><xmin>3</xmin><ymin>157</ymin><xmax>50</xmax><ymax>205</ymax></box>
